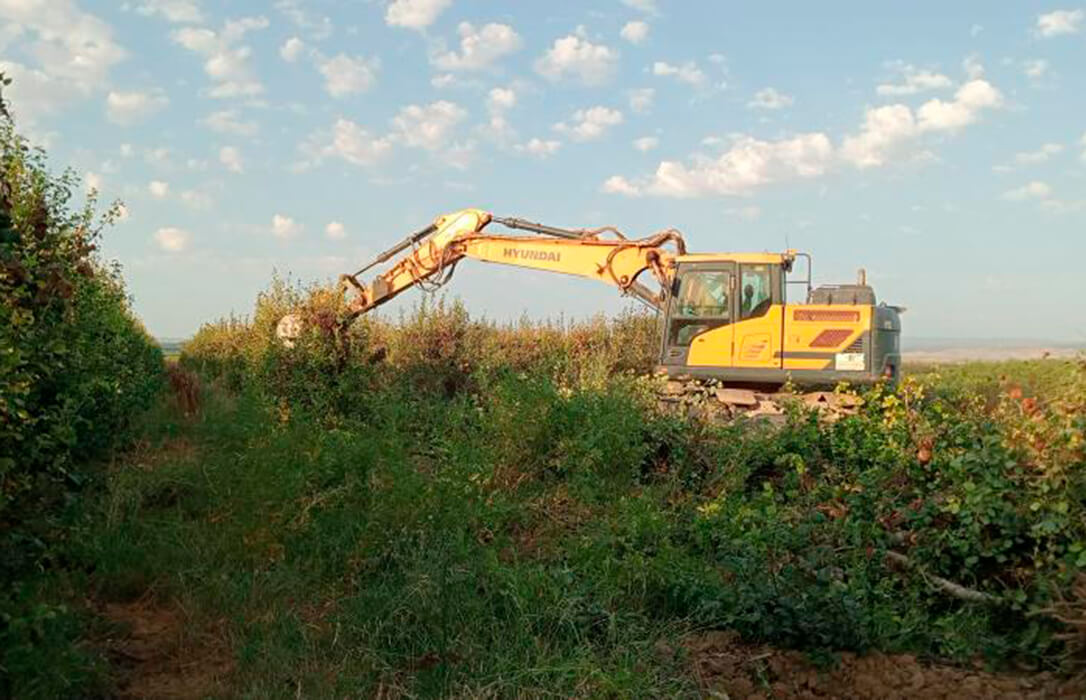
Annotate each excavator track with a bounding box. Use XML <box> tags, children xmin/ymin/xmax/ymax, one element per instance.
<box><xmin>652</xmin><ymin>375</ymin><xmax>865</xmax><ymax>424</ymax></box>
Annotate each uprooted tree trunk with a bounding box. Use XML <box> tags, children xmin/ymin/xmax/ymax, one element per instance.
<box><xmin>884</xmin><ymin>551</ymin><xmax>1002</xmax><ymax>604</ymax></box>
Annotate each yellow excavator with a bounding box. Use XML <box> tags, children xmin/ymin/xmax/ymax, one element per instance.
<box><xmin>281</xmin><ymin>208</ymin><xmax>903</xmax><ymax>386</ymax></box>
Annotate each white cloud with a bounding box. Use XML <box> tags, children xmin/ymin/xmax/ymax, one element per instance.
<box><xmin>172</xmin><ymin>16</ymin><xmax>268</xmax><ymax>98</ymax></box>
<box><xmin>325</xmin><ymin>221</ymin><xmax>346</xmax><ymax>239</ymax></box>
<box><xmin>276</xmin><ymin>0</ymin><xmax>333</xmax><ymax>40</ymax></box>
<box><xmin>628</xmin><ymin>87</ymin><xmax>655</xmax><ymax>113</ymax></box>
<box><xmin>554</xmin><ymin>106</ymin><xmax>624</xmax><ymax>142</ymax></box>
<box><xmin>842</xmin><ymin>79</ymin><xmax>1002</xmax><ymax>168</ymax></box>
<box><xmin>970</xmin><ymin>24</ymin><xmax>984</xmax><ymax>37</ymax></box>
<box><xmin>431</xmin><ymin>73</ymin><xmax>457</xmax><ymax>88</ymax></box>
<box><xmin>876</xmin><ymin>64</ymin><xmax>953</xmax><ymax>96</ymax></box>
<box><xmin>1023</xmin><ymin>59</ymin><xmax>1049</xmax><ymax>80</ymax></box>
<box><xmin>172</xmin><ymin>26</ymin><xmax>216</xmax><ymax>52</ymax></box>
<box><xmin>318</xmin><ymin>53</ymin><xmax>379</xmax><ymax>97</ymax></box>
<box><xmin>105</xmin><ymin>90</ymin><xmax>168</xmax><ymax>125</ymax></box>
<box><xmin>1003</xmin><ymin>181</ymin><xmax>1052</xmax><ymax>201</ymax></box>
<box><xmin>515</xmin><ymin>138</ymin><xmax>561</xmax><ymax>158</ymax></box>
<box><xmin>272</xmin><ymin>214</ymin><xmax>302</xmax><ymax>239</ymax></box>
<box><xmin>621</xmin><ymin>0</ymin><xmax>658</xmax><ymax>15</ymax></box>
<box><xmin>747</xmin><ymin>87</ymin><xmax>794</xmax><ymax>110</ymax></box>
<box><xmin>487</xmin><ymin>87</ymin><xmax>516</xmax><ymax>111</ymax></box>
<box><xmin>601</xmin><ymin>175</ymin><xmax>641</xmax><ymax>196</ymax></box>
<box><xmin>385</xmin><ymin>0</ymin><xmax>452</xmax><ymax>30</ymax></box>
<box><xmin>155</xmin><ymin>227</ymin><xmax>190</xmax><ymax>252</ymax></box>
<box><xmin>280</xmin><ymin>37</ymin><xmax>305</xmax><ymax>62</ymax></box>
<box><xmin>1036</xmin><ymin>9</ymin><xmax>1083</xmax><ymax>37</ymax></box>
<box><xmin>535</xmin><ymin>34</ymin><xmax>619</xmax><ymax>85</ymax></box>
<box><xmin>202</xmin><ymin>109</ymin><xmax>258</xmax><ymax>136</ymax></box>
<box><xmin>1014</xmin><ymin>143</ymin><xmax>1063</xmax><ymax>164</ymax></box>
<box><xmin>603</xmin><ymin>132</ymin><xmax>834</xmax><ymax>197</ymax></box>
<box><xmin>0</xmin><ymin>1</ymin><xmax>126</xmax><ymax>120</ymax></box>
<box><xmin>85</xmin><ymin>171</ymin><xmax>103</xmax><ymax>193</ymax></box>
<box><xmin>1002</xmin><ymin>177</ymin><xmax>1082</xmax><ymax>213</ymax></box>
<box><xmin>963</xmin><ymin>55</ymin><xmax>985</xmax><ymax>80</ymax></box>
<box><xmin>441</xmin><ymin>140</ymin><xmax>478</xmax><ymax>169</ymax></box>
<box><xmin>620</xmin><ymin>21</ymin><xmax>649</xmax><ymax>44</ymax></box>
<box><xmin>480</xmin><ymin>86</ymin><xmax>517</xmax><ymax>142</ymax></box>
<box><xmin>653</xmin><ymin>60</ymin><xmax>705</xmax><ymax>86</ymax></box>
<box><xmin>219</xmin><ymin>145</ymin><xmax>244</xmax><ymax>173</ymax></box>
<box><xmin>137</xmin><ymin>0</ymin><xmax>203</xmax><ymax>23</ymax></box>
<box><xmin>915</xmin><ymin>79</ymin><xmax>1003</xmax><ymax>131</ymax></box>
<box><xmin>839</xmin><ymin>104</ymin><xmax>917</xmax><ymax>168</ymax></box>
<box><xmin>299</xmin><ymin>119</ymin><xmax>394</xmax><ymax>168</ymax></box>
<box><xmin>391</xmin><ymin>100</ymin><xmax>467</xmax><ymax>150</ymax></box>
<box><xmin>120</xmin><ymin>143</ymin><xmax>135</xmax><ymax>158</ymax></box>
<box><xmin>149</xmin><ymin>180</ymin><xmax>170</xmax><ymax>198</ymax></box>
<box><xmin>432</xmin><ymin>22</ymin><xmax>522</xmax><ymax>71</ymax></box>
<box><xmin>607</xmin><ymin>78</ymin><xmax>1004</xmax><ymax>198</ymax></box>
<box><xmin>633</xmin><ymin>136</ymin><xmax>658</xmax><ymax>151</ymax></box>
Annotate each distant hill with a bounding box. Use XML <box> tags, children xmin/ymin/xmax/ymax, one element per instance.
<box><xmin>155</xmin><ymin>338</ymin><xmax>187</xmax><ymax>357</ymax></box>
<box><xmin>904</xmin><ymin>337</ymin><xmax>1084</xmax><ymax>352</ymax></box>
<box><xmin>904</xmin><ymin>337</ymin><xmax>1083</xmax><ymax>363</ymax></box>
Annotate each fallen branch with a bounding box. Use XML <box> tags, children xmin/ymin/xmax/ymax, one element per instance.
<box><xmin>884</xmin><ymin>551</ymin><xmax>1002</xmax><ymax>604</ymax></box>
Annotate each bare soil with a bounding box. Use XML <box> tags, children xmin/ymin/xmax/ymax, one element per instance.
<box><xmin>100</xmin><ymin>598</ymin><xmax>234</xmax><ymax>699</ymax></box>
<box><xmin>678</xmin><ymin>631</ymin><xmax>1085</xmax><ymax>700</ymax></box>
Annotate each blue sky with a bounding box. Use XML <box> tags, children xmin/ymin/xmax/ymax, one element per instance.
<box><xmin>2</xmin><ymin>1</ymin><xmax>1084</xmax><ymax>341</ymax></box>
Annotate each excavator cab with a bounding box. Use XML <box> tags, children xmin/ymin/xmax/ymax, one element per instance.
<box><xmin>658</xmin><ymin>253</ymin><xmax>901</xmax><ymax>386</ymax></box>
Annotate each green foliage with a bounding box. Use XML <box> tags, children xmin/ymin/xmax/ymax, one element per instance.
<box><xmin>72</xmin><ymin>352</ymin><xmax>1084</xmax><ymax>696</ymax></box>
<box><xmin>152</xmin><ymin>286</ymin><xmax>1086</xmax><ymax>692</ymax></box>
<box><xmin>181</xmin><ymin>278</ymin><xmax>659</xmax><ymax>402</ymax></box>
<box><xmin>0</xmin><ymin>112</ymin><xmax>163</xmax><ymax>696</ymax></box>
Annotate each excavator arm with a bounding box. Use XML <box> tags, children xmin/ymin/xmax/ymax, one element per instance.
<box><xmin>337</xmin><ymin>208</ymin><xmax>686</xmax><ymax>324</ymax></box>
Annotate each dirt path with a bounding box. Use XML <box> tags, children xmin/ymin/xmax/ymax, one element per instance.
<box><xmin>96</xmin><ymin>433</ymin><xmax>235</xmax><ymax>699</ymax></box>
<box><xmin>100</xmin><ymin>598</ymin><xmax>234</xmax><ymax>699</ymax></box>
<box><xmin>679</xmin><ymin>631</ymin><xmax>1085</xmax><ymax>699</ymax></box>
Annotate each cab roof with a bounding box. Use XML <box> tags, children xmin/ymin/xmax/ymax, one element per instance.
<box><xmin>675</xmin><ymin>251</ymin><xmax>797</xmax><ymax>265</ymax></box>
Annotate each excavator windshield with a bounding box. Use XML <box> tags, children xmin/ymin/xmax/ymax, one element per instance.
<box><xmin>675</xmin><ymin>270</ymin><xmax>731</xmax><ymax>318</ymax></box>
<box><xmin>666</xmin><ymin>265</ymin><xmax>735</xmax><ymax>348</ymax></box>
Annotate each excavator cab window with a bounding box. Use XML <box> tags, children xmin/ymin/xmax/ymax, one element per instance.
<box><xmin>668</xmin><ymin>268</ymin><xmax>732</xmax><ymax>346</ymax></box>
<box><xmin>740</xmin><ymin>264</ymin><xmax>773</xmax><ymax>319</ymax></box>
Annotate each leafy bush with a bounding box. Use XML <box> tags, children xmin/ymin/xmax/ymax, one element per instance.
<box><xmin>0</xmin><ymin>118</ymin><xmax>163</xmax><ymax>550</ymax></box>
<box><xmin>0</xmin><ymin>101</ymin><xmax>163</xmax><ymax>696</ymax></box>
<box><xmin>182</xmin><ymin>279</ymin><xmax>659</xmax><ymax>401</ymax></box>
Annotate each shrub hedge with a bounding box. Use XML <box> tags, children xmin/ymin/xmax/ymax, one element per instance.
<box><xmin>1</xmin><ymin>104</ymin><xmax>164</xmax><ymax>693</ymax></box>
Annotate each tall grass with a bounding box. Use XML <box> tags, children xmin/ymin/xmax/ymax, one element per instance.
<box><xmin>79</xmin><ymin>344</ymin><xmax>1086</xmax><ymax>696</ymax></box>
<box><xmin>10</xmin><ymin>274</ymin><xmax>1086</xmax><ymax>696</ymax></box>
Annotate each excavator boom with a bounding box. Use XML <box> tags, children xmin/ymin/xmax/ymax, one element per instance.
<box><xmin>337</xmin><ymin>208</ymin><xmax>686</xmax><ymax>323</ymax></box>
